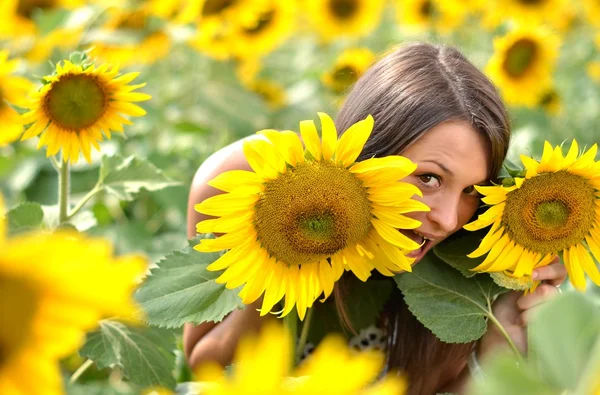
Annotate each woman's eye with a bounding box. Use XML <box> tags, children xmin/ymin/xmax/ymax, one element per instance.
<box><xmin>418</xmin><ymin>174</ymin><xmax>441</xmax><ymax>188</ymax></box>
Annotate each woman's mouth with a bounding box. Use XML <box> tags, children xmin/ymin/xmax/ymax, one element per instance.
<box><xmin>399</xmin><ymin>229</ymin><xmax>435</xmax><ymax>261</ymax></box>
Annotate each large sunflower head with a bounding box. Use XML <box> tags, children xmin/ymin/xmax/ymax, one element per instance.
<box><xmin>464</xmin><ymin>140</ymin><xmax>600</xmax><ymax>291</ymax></box>
<box><xmin>322</xmin><ymin>48</ymin><xmax>376</xmax><ymax>95</ymax></box>
<box><xmin>0</xmin><ymin>195</ymin><xmax>146</xmax><ymax>395</ymax></box>
<box><xmin>20</xmin><ymin>59</ymin><xmax>151</xmax><ymax>163</ymax></box>
<box><xmin>196</xmin><ymin>323</ymin><xmax>407</xmax><ymax>394</ymax></box>
<box><xmin>194</xmin><ymin>113</ymin><xmax>429</xmax><ymax>319</ymax></box>
<box><xmin>307</xmin><ymin>0</ymin><xmax>385</xmax><ymax>41</ymax></box>
<box><xmin>486</xmin><ymin>26</ymin><xmax>560</xmax><ymax>108</ymax></box>
<box><xmin>0</xmin><ymin>51</ymin><xmax>32</xmax><ymax>146</ymax></box>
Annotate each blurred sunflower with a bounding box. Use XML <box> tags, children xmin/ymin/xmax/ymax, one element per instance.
<box><xmin>87</xmin><ymin>8</ymin><xmax>171</xmax><ymax>67</ymax></box>
<box><xmin>322</xmin><ymin>48</ymin><xmax>376</xmax><ymax>95</ymax></box>
<box><xmin>231</xmin><ymin>0</ymin><xmax>296</xmax><ymax>59</ymax></box>
<box><xmin>588</xmin><ymin>61</ymin><xmax>600</xmax><ymax>82</ymax></box>
<box><xmin>245</xmin><ymin>79</ymin><xmax>287</xmax><ymax>110</ymax></box>
<box><xmin>0</xmin><ymin>0</ymin><xmax>83</xmax><ymax>38</ymax></box>
<box><xmin>21</xmin><ymin>60</ymin><xmax>151</xmax><ymax>163</ymax></box>
<box><xmin>178</xmin><ymin>0</ymin><xmax>258</xmax><ymax>25</ymax></box>
<box><xmin>583</xmin><ymin>0</ymin><xmax>600</xmax><ymax>27</ymax></box>
<box><xmin>464</xmin><ymin>140</ymin><xmax>600</xmax><ymax>291</ymax></box>
<box><xmin>537</xmin><ymin>88</ymin><xmax>561</xmax><ymax>115</ymax></box>
<box><xmin>0</xmin><ymin>195</ymin><xmax>146</xmax><ymax>395</ymax></box>
<box><xmin>197</xmin><ymin>323</ymin><xmax>407</xmax><ymax>394</ymax></box>
<box><xmin>26</xmin><ymin>27</ymin><xmax>82</xmax><ymax>62</ymax></box>
<box><xmin>189</xmin><ymin>19</ymin><xmax>237</xmax><ymax>60</ymax></box>
<box><xmin>486</xmin><ymin>26</ymin><xmax>560</xmax><ymax>108</ymax></box>
<box><xmin>195</xmin><ymin>113</ymin><xmax>428</xmax><ymax>320</ymax></box>
<box><xmin>0</xmin><ymin>51</ymin><xmax>32</xmax><ymax>146</ymax></box>
<box><xmin>307</xmin><ymin>0</ymin><xmax>385</xmax><ymax>41</ymax></box>
<box><xmin>395</xmin><ymin>0</ymin><xmax>468</xmax><ymax>34</ymax></box>
<box><xmin>482</xmin><ymin>0</ymin><xmax>572</xmax><ymax>29</ymax></box>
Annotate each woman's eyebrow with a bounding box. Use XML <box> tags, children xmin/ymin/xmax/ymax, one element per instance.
<box><xmin>421</xmin><ymin>159</ymin><xmax>454</xmax><ymax>177</ymax></box>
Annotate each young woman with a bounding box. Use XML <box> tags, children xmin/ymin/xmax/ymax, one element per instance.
<box><xmin>183</xmin><ymin>43</ymin><xmax>566</xmax><ymax>395</ymax></box>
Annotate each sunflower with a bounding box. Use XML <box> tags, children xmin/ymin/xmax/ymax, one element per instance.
<box><xmin>395</xmin><ymin>0</ymin><xmax>469</xmax><ymax>34</ymax></box>
<box><xmin>537</xmin><ymin>87</ymin><xmax>561</xmax><ymax>115</ymax></box>
<box><xmin>0</xmin><ymin>195</ymin><xmax>146</xmax><ymax>395</ymax></box>
<box><xmin>20</xmin><ymin>60</ymin><xmax>151</xmax><ymax>164</ymax></box>
<box><xmin>0</xmin><ymin>51</ymin><xmax>32</xmax><ymax>146</ymax></box>
<box><xmin>188</xmin><ymin>19</ymin><xmax>238</xmax><ymax>60</ymax></box>
<box><xmin>583</xmin><ymin>0</ymin><xmax>600</xmax><ymax>27</ymax></box>
<box><xmin>588</xmin><ymin>61</ymin><xmax>600</xmax><ymax>82</ymax></box>
<box><xmin>229</xmin><ymin>0</ymin><xmax>296</xmax><ymax>59</ymax></box>
<box><xmin>177</xmin><ymin>0</ymin><xmax>258</xmax><ymax>25</ymax></box>
<box><xmin>481</xmin><ymin>0</ymin><xmax>572</xmax><ymax>29</ymax></box>
<box><xmin>0</xmin><ymin>0</ymin><xmax>83</xmax><ymax>38</ymax></box>
<box><xmin>26</xmin><ymin>27</ymin><xmax>82</xmax><ymax>63</ymax></box>
<box><xmin>197</xmin><ymin>323</ymin><xmax>407</xmax><ymax>394</ymax></box>
<box><xmin>245</xmin><ymin>79</ymin><xmax>287</xmax><ymax>110</ymax></box>
<box><xmin>464</xmin><ymin>140</ymin><xmax>600</xmax><ymax>291</ymax></box>
<box><xmin>486</xmin><ymin>26</ymin><xmax>560</xmax><ymax>108</ymax></box>
<box><xmin>306</xmin><ymin>0</ymin><xmax>385</xmax><ymax>41</ymax></box>
<box><xmin>322</xmin><ymin>48</ymin><xmax>376</xmax><ymax>95</ymax></box>
<box><xmin>194</xmin><ymin>113</ymin><xmax>428</xmax><ymax>320</ymax></box>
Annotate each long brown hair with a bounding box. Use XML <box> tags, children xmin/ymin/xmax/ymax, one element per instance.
<box><xmin>333</xmin><ymin>43</ymin><xmax>511</xmax><ymax>395</ymax></box>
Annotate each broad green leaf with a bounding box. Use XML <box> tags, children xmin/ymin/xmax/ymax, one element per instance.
<box><xmin>99</xmin><ymin>155</ymin><xmax>179</xmax><ymax>201</ymax></box>
<box><xmin>135</xmin><ymin>246</ymin><xmax>244</xmax><ymax>328</ymax></box>
<box><xmin>6</xmin><ymin>202</ymin><xmax>44</xmax><ymax>235</ymax></box>
<box><xmin>528</xmin><ymin>292</ymin><xmax>600</xmax><ymax>390</ymax></box>
<box><xmin>395</xmin><ymin>254</ymin><xmax>505</xmax><ymax>343</ymax></box>
<box><xmin>80</xmin><ymin>320</ymin><xmax>176</xmax><ymax>389</ymax></box>
<box><xmin>468</xmin><ymin>352</ymin><xmax>557</xmax><ymax>395</ymax></box>
<box><xmin>433</xmin><ymin>228</ymin><xmax>488</xmax><ymax>278</ymax></box>
<box><xmin>306</xmin><ymin>277</ymin><xmax>394</xmax><ymax>345</ymax></box>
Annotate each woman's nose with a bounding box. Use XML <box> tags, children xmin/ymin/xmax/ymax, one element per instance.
<box><xmin>426</xmin><ymin>196</ymin><xmax>460</xmax><ymax>235</ymax></box>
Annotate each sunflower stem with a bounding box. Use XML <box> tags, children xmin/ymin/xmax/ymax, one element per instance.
<box><xmin>67</xmin><ymin>184</ymin><xmax>102</xmax><ymax>221</ymax></box>
<box><xmin>487</xmin><ymin>313</ymin><xmax>524</xmax><ymax>363</ymax></box>
<box><xmin>296</xmin><ymin>307</ymin><xmax>314</xmax><ymax>359</ymax></box>
<box><xmin>58</xmin><ymin>155</ymin><xmax>70</xmax><ymax>224</ymax></box>
<box><xmin>68</xmin><ymin>358</ymin><xmax>94</xmax><ymax>384</ymax></box>
<box><xmin>284</xmin><ymin>311</ymin><xmax>298</xmax><ymax>366</ymax></box>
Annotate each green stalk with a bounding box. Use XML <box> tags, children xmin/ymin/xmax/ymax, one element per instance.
<box><xmin>487</xmin><ymin>313</ymin><xmax>525</xmax><ymax>363</ymax></box>
<box><xmin>296</xmin><ymin>307</ymin><xmax>314</xmax><ymax>360</ymax></box>
<box><xmin>57</xmin><ymin>155</ymin><xmax>70</xmax><ymax>224</ymax></box>
<box><xmin>66</xmin><ymin>184</ymin><xmax>102</xmax><ymax>220</ymax></box>
<box><xmin>284</xmin><ymin>310</ymin><xmax>298</xmax><ymax>367</ymax></box>
<box><xmin>68</xmin><ymin>359</ymin><xmax>94</xmax><ymax>384</ymax></box>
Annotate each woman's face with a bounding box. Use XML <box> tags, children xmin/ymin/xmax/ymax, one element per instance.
<box><xmin>399</xmin><ymin>121</ymin><xmax>492</xmax><ymax>264</ymax></box>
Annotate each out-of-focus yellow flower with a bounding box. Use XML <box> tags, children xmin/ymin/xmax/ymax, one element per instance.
<box><xmin>245</xmin><ymin>79</ymin><xmax>287</xmax><ymax>110</ymax></box>
<box><xmin>583</xmin><ymin>0</ymin><xmax>600</xmax><ymax>27</ymax></box>
<box><xmin>177</xmin><ymin>0</ymin><xmax>258</xmax><ymax>26</ymax></box>
<box><xmin>0</xmin><ymin>195</ymin><xmax>147</xmax><ymax>395</ymax></box>
<box><xmin>21</xmin><ymin>60</ymin><xmax>151</xmax><ymax>163</ymax></box>
<box><xmin>395</xmin><ymin>0</ymin><xmax>470</xmax><ymax>34</ymax></box>
<box><xmin>537</xmin><ymin>88</ymin><xmax>561</xmax><ymax>115</ymax></box>
<box><xmin>486</xmin><ymin>26</ymin><xmax>560</xmax><ymax>108</ymax></box>
<box><xmin>230</xmin><ymin>0</ymin><xmax>296</xmax><ymax>59</ymax></box>
<box><xmin>322</xmin><ymin>48</ymin><xmax>376</xmax><ymax>94</ymax></box>
<box><xmin>0</xmin><ymin>51</ymin><xmax>32</xmax><ymax>146</ymax></box>
<box><xmin>0</xmin><ymin>0</ymin><xmax>83</xmax><ymax>38</ymax></box>
<box><xmin>587</xmin><ymin>61</ymin><xmax>600</xmax><ymax>82</ymax></box>
<box><xmin>196</xmin><ymin>323</ymin><xmax>407</xmax><ymax>394</ymax></box>
<box><xmin>26</xmin><ymin>28</ymin><xmax>82</xmax><ymax>63</ymax></box>
<box><xmin>481</xmin><ymin>0</ymin><xmax>573</xmax><ymax>30</ymax></box>
<box><xmin>306</xmin><ymin>0</ymin><xmax>385</xmax><ymax>41</ymax></box>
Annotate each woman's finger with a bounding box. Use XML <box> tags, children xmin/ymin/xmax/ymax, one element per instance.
<box><xmin>516</xmin><ymin>284</ymin><xmax>558</xmax><ymax>311</ymax></box>
<box><xmin>532</xmin><ymin>259</ymin><xmax>567</xmax><ymax>286</ymax></box>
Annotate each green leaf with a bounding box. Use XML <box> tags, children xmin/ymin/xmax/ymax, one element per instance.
<box><xmin>135</xmin><ymin>245</ymin><xmax>244</xmax><ymax>328</ymax></box>
<box><xmin>468</xmin><ymin>352</ymin><xmax>557</xmax><ymax>395</ymax></box>
<box><xmin>79</xmin><ymin>320</ymin><xmax>176</xmax><ymax>390</ymax></box>
<box><xmin>528</xmin><ymin>292</ymin><xmax>600</xmax><ymax>390</ymax></box>
<box><xmin>6</xmin><ymin>202</ymin><xmax>44</xmax><ymax>235</ymax></box>
<box><xmin>433</xmin><ymin>228</ymin><xmax>488</xmax><ymax>278</ymax></box>
<box><xmin>395</xmin><ymin>254</ymin><xmax>505</xmax><ymax>343</ymax></box>
<box><xmin>99</xmin><ymin>155</ymin><xmax>179</xmax><ymax>201</ymax></box>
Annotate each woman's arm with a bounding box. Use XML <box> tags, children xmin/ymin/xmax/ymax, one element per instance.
<box><xmin>183</xmin><ymin>137</ymin><xmax>272</xmax><ymax>370</ymax></box>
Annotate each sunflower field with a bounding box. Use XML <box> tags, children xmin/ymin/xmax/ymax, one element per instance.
<box><xmin>2</xmin><ymin>0</ymin><xmax>600</xmax><ymax>394</ymax></box>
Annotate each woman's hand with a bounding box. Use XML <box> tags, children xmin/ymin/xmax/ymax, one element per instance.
<box><xmin>478</xmin><ymin>256</ymin><xmax>567</xmax><ymax>359</ymax></box>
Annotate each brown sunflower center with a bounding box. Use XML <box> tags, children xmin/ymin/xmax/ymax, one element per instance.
<box><xmin>16</xmin><ymin>0</ymin><xmax>55</xmax><ymax>19</ymax></box>
<box><xmin>44</xmin><ymin>74</ymin><xmax>108</xmax><ymax>131</ymax></box>
<box><xmin>502</xmin><ymin>171</ymin><xmax>596</xmax><ymax>254</ymax></box>
<box><xmin>202</xmin><ymin>0</ymin><xmax>236</xmax><ymax>16</ymax></box>
<box><xmin>518</xmin><ymin>0</ymin><xmax>544</xmax><ymax>4</ymax></box>
<box><xmin>329</xmin><ymin>0</ymin><xmax>358</xmax><ymax>19</ymax></box>
<box><xmin>503</xmin><ymin>39</ymin><xmax>538</xmax><ymax>78</ymax></box>
<box><xmin>420</xmin><ymin>0</ymin><xmax>434</xmax><ymax>16</ymax></box>
<box><xmin>253</xmin><ymin>160</ymin><xmax>373</xmax><ymax>266</ymax></box>
<box><xmin>116</xmin><ymin>11</ymin><xmax>148</xmax><ymax>30</ymax></box>
<box><xmin>243</xmin><ymin>10</ymin><xmax>275</xmax><ymax>35</ymax></box>
<box><xmin>0</xmin><ymin>274</ymin><xmax>38</xmax><ymax>367</ymax></box>
<box><xmin>332</xmin><ymin>65</ymin><xmax>358</xmax><ymax>92</ymax></box>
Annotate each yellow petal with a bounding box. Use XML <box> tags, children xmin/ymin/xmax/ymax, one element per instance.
<box><xmin>575</xmin><ymin>244</ymin><xmax>600</xmax><ymax>286</ymax></box>
<box><xmin>372</xmin><ymin>207</ymin><xmax>421</xmax><ymax>229</ymax></box>
<box><xmin>318</xmin><ymin>112</ymin><xmax>337</xmax><ymax>161</ymax></box>
<box><xmin>208</xmin><ymin>170</ymin><xmax>264</xmax><ymax>192</ymax></box>
<box><xmin>468</xmin><ymin>227</ymin><xmax>504</xmax><ymax>258</ymax></box>
<box><xmin>194</xmin><ymin>193</ymin><xmax>258</xmax><ymax>217</ymax></box>
<box><xmin>520</xmin><ymin>154</ymin><xmax>540</xmax><ymax>178</ymax></box>
<box><xmin>243</xmin><ymin>140</ymin><xmax>279</xmax><ymax>179</ymax></box>
<box><xmin>463</xmin><ymin>203</ymin><xmax>505</xmax><ymax>231</ymax></box>
<box><xmin>371</xmin><ymin>219</ymin><xmax>420</xmax><ymax>251</ymax></box>
<box><xmin>565</xmin><ymin>246</ymin><xmax>586</xmax><ymax>291</ymax></box>
<box><xmin>319</xmin><ymin>260</ymin><xmax>335</xmax><ymax>300</ymax></box>
<box><xmin>336</xmin><ymin>115</ymin><xmax>374</xmax><ymax>168</ymax></box>
<box><xmin>300</xmin><ymin>120</ymin><xmax>321</xmax><ymax>160</ymax></box>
